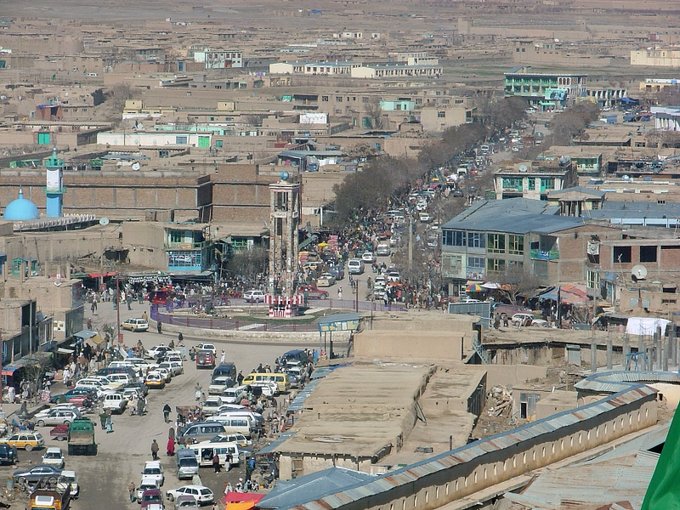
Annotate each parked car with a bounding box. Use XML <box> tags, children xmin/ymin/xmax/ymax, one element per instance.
<box><xmin>145</xmin><ymin>372</ymin><xmax>166</xmax><ymax>389</ymax></box>
<box><xmin>137</xmin><ymin>477</ymin><xmax>161</xmax><ymax>502</ymax></box>
<box><xmin>0</xmin><ymin>432</ymin><xmax>45</xmax><ymax>451</ymax></box>
<box><xmin>60</xmin><ymin>470</ymin><xmax>79</xmax><ymax>498</ymax></box>
<box><xmin>146</xmin><ymin>345</ymin><xmax>171</xmax><ymax>360</ymax></box>
<box><xmin>327</xmin><ymin>265</ymin><xmax>344</xmax><ymax>280</ymax></box>
<box><xmin>13</xmin><ymin>464</ymin><xmax>61</xmax><ymax>484</ymax></box>
<box><xmin>297</xmin><ymin>285</ymin><xmax>329</xmax><ymax>300</ymax></box>
<box><xmin>347</xmin><ymin>259</ymin><xmax>364</xmax><ymax>275</ymax></box>
<box><xmin>34</xmin><ymin>408</ymin><xmax>80</xmax><ymax>427</ymax></box>
<box><xmin>316</xmin><ymin>273</ymin><xmax>336</xmax><ymax>287</ymax></box>
<box><xmin>511</xmin><ymin>313</ymin><xmax>534</xmax><ymax>327</ymax></box>
<box><xmin>243</xmin><ymin>290</ymin><xmax>265</xmax><ymax>303</ymax></box>
<box><xmin>140</xmin><ymin>488</ymin><xmax>163</xmax><ymax>509</ymax></box>
<box><xmin>50</xmin><ymin>388</ymin><xmax>96</xmax><ymax>406</ymax></box>
<box><xmin>121</xmin><ymin>318</ymin><xmax>149</xmax><ymax>332</ymax></box>
<box><xmin>166</xmin><ymin>485</ymin><xmax>214</xmax><ymax>505</ymax></box>
<box><xmin>41</xmin><ymin>447</ymin><xmax>65</xmax><ymax>468</ymax></box>
<box><xmin>142</xmin><ymin>460</ymin><xmax>164</xmax><ymax>487</ymax></box>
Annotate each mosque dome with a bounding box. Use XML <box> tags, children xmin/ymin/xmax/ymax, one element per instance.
<box><xmin>4</xmin><ymin>188</ymin><xmax>39</xmax><ymax>221</ymax></box>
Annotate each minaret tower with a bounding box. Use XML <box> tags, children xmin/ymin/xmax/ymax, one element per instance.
<box><xmin>45</xmin><ymin>147</ymin><xmax>65</xmax><ymax>218</ymax></box>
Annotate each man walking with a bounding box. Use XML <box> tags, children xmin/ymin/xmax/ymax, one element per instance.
<box><xmin>151</xmin><ymin>439</ymin><xmax>159</xmax><ymax>460</ymax></box>
<box><xmin>212</xmin><ymin>452</ymin><xmax>221</xmax><ymax>473</ymax></box>
<box><xmin>163</xmin><ymin>403</ymin><xmax>171</xmax><ymax>423</ymax></box>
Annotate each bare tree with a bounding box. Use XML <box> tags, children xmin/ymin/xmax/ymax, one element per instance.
<box><xmin>495</xmin><ymin>264</ymin><xmax>542</xmax><ymax>305</ymax></box>
<box><xmin>364</xmin><ymin>97</ymin><xmax>384</xmax><ymax>129</ymax></box>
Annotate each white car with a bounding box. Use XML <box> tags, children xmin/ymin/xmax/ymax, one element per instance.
<box><xmin>361</xmin><ymin>251</ymin><xmax>375</xmax><ymax>263</ymax></box>
<box><xmin>166</xmin><ymin>485</ymin><xmax>214</xmax><ymax>504</ymax></box>
<box><xmin>201</xmin><ymin>397</ymin><xmax>225</xmax><ymax>417</ymax></box>
<box><xmin>146</xmin><ymin>345</ymin><xmax>170</xmax><ymax>360</ymax></box>
<box><xmin>42</xmin><ymin>447</ymin><xmax>65</xmax><ymax>468</ymax></box>
<box><xmin>34</xmin><ymin>408</ymin><xmax>80</xmax><ymax>427</ymax></box>
<box><xmin>142</xmin><ymin>460</ymin><xmax>164</xmax><ymax>487</ymax></box>
<box><xmin>196</xmin><ymin>343</ymin><xmax>216</xmax><ymax>355</ymax></box>
<box><xmin>121</xmin><ymin>318</ymin><xmax>149</xmax><ymax>332</ymax></box>
<box><xmin>159</xmin><ymin>361</ymin><xmax>183</xmax><ymax>377</ymax></box>
<box><xmin>419</xmin><ymin>212</ymin><xmax>431</xmax><ymax>223</ymax></box>
<box><xmin>208</xmin><ymin>376</ymin><xmax>232</xmax><ymax>396</ymax></box>
<box><xmin>59</xmin><ymin>470</ymin><xmax>79</xmax><ymax>499</ymax></box>
<box><xmin>250</xmin><ymin>381</ymin><xmax>278</xmax><ymax>397</ymax></box>
<box><xmin>243</xmin><ymin>290</ymin><xmax>265</xmax><ymax>303</ymax></box>
<box><xmin>221</xmin><ymin>385</ymin><xmax>247</xmax><ymax>404</ymax></box>
<box><xmin>154</xmin><ymin>367</ymin><xmax>172</xmax><ymax>383</ymax></box>
<box><xmin>211</xmin><ymin>433</ymin><xmax>252</xmax><ymax>447</ymax></box>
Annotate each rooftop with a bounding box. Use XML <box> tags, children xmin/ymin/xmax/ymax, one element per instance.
<box><xmin>441</xmin><ymin>198</ymin><xmax>582</xmax><ymax>235</ymax></box>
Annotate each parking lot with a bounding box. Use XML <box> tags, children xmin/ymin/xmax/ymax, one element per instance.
<box><xmin>0</xmin><ymin>300</ymin><xmax>316</xmax><ymax>510</ymax></box>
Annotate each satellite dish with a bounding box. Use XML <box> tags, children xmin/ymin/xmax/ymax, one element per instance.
<box><xmin>632</xmin><ymin>264</ymin><xmax>648</xmax><ymax>281</ymax></box>
<box><xmin>99</xmin><ymin>217</ymin><xmax>110</xmax><ymax>226</ymax></box>
<box><xmin>131</xmin><ymin>162</ymin><xmax>141</xmax><ymax>171</ymax></box>
<box><xmin>518</xmin><ymin>164</ymin><xmax>528</xmax><ymax>173</ymax></box>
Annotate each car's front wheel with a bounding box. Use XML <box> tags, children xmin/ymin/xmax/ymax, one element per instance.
<box><xmin>167</xmin><ymin>493</ymin><xmax>174</xmax><ymax>502</ymax></box>
<box><xmin>25</xmin><ymin>445</ymin><xmax>33</xmax><ymax>452</ymax></box>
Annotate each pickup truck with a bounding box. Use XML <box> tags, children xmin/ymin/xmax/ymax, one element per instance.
<box><xmin>67</xmin><ymin>418</ymin><xmax>96</xmax><ymax>456</ymax></box>
<box><xmin>29</xmin><ymin>487</ymin><xmax>71</xmax><ymax>510</ymax></box>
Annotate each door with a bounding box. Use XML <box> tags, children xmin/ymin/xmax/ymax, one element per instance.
<box><xmin>198</xmin><ymin>136</ymin><xmax>210</xmax><ymax>149</ymax></box>
<box><xmin>566</xmin><ymin>344</ymin><xmax>581</xmax><ymax>365</ymax></box>
<box><xmin>37</xmin><ymin>132</ymin><xmax>51</xmax><ymax>145</ymax></box>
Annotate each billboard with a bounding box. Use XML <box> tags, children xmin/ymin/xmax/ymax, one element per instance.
<box><xmin>299</xmin><ymin>112</ymin><xmax>328</xmax><ymax>125</ymax></box>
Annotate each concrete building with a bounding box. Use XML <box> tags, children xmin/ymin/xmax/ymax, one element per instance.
<box><xmin>494</xmin><ymin>159</ymin><xmax>577</xmax><ymax>200</ymax></box>
<box><xmin>539</xmin><ymin>147</ymin><xmax>603</xmax><ymax>175</ymax></box>
<box><xmin>419</xmin><ymin>105</ymin><xmax>473</xmax><ymax>132</ymax></box>
<box><xmin>122</xmin><ymin>221</ymin><xmax>213</xmax><ymax>275</ymax></box>
<box><xmin>192</xmin><ymin>49</ymin><xmax>243</xmax><ymax>69</ymax></box>
<box><xmin>651</xmin><ymin>106</ymin><xmax>680</xmax><ymax>131</ymax></box>
<box><xmin>504</xmin><ymin>66</ymin><xmax>587</xmax><ymax>107</ymax></box>
<box><xmin>631</xmin><ymin>47</ymin><xmax>680</xmax><ymax>68</ymax></box>
<box><xmin>440</xmin><ymin>198</ymin><xmax>620</xmax><ymax>289</ymax></box>
<box><xmin>351</xmin><ymin>63</ymin><xmax>443</xmax><ymax>79</ymax></box>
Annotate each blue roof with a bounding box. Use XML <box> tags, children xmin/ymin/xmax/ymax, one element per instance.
<box><xmin>258</xmin><ymin>467</ymin><xmax>375</xmax><ymax>509</ymax></box>
<box><xmin>441</xmin><ymin>198</ymin><xmax>581</xmax><ymax>234</ymax></box>
<box><xmin>4</xmin><ymin>189</ymin><xmax>39</xmax><ymax>221</ymax></box>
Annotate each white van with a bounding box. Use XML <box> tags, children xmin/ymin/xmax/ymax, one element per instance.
<box><xmin>221</xmin><ymin>385</ymin><xmax>247</xmax><ymax>404</ymax></box>
<box><xmin>176</xmin><ymin>449</ymin><xmax>199</xmax><ymax>480</ymax></box>
<box><xmin>347</xmin><ymin>259</ymin><xmax>364</xmax><ymax>275</ymax></box>
<box><xmin>179</xmin><ymin>421</ymin><xmax>227</xmax><ymax>444</ymax></box>
<box><xmin>188</xmin><ymin>442</ymin><xmax>240</xmax><ymax>468</ymax></box>
<box><xmin>211</xmin><ymin>415</ymin><xmax>253</xmax><ymax>437</ymax></box>
<box><xmin>376</xmin><ymin>243</ymin><xmax>390</xmax><ymax>257</ymax></box>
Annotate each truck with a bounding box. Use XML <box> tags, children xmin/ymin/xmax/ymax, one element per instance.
<box><xmin>67</xmin><ymin>418</ymin><xmax>96</xmax><ymax>456</ymax></box>
<box><xmin>28</xmin><ymin>486</ymin><xmax>71</xmax><ymax>510</ymax></box>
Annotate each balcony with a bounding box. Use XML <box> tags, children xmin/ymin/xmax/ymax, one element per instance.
<box><xmin>530</xmin><ymin>248</ymin><xmax>559</xmax><ymax>261</ymax></box>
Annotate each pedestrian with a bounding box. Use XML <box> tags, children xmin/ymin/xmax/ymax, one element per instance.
<box><xmin>99</xmin><ymin>409</ymin><xmax>107</xmax><ymax>430</ymax></box>
<box><xmin>337</xmin><ymin>287</ymin><xmax>343</xmax><ymax>299</ymax></box>
<box><xmin>151</xmin><ymin>439</ymin><xmax>159</xmax><ymax>460</ymax></box>
<box><xmin>178</xmin><ymin>332</ymin><xmax>183</xmax><ymax>344</ymax></box>
<box><xmin>142</xmin><ymin>310</ymin><xmax>148</xmax><ymax>321</ymax></box>
<box><xmin>128</xmin><ymin>481</ymin><xmax>136</xmax><ymax>502</ymax></box>
<box><xmin>163</xmin><ymin>403</ymin><xmax>171</xmax><ymax>423</ymax></box>
<box><xmin>212</xmin><ymin>452</ymin><xmax>221</xmax><ymax>473</ymax></box>
<box><xmin>157</xmin><ymin>321</ymin><xmax>162</xmax><ymax>334</ymax></box>
<box><xmin>220</xmin><ymin>350</ymin><xmax>225</xmax><ymax>364</ymax></box>
<box><xmin>224</xmin><ymin>482</ymin><xmax>233</xmax><ymax>495</ymax></box>
<box><xmin>237</xmin><ymin>371</ymin><xmax>244</xmax><ymax>385</ymax></box>
<box><xmin>166</xmin><ymin>435</ymin><xmax>175</xmax><ymax>456</ymax></box>
<box><xmin>105</xmin><ymin>411</ymin><xmax>113</xmax><ymax>433</ymax></box>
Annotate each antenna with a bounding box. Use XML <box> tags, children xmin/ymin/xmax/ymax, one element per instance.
<box><xmin>631</xmin><ymin>264</ymin><xmax>648</xmax><ymax>281</ymax></box>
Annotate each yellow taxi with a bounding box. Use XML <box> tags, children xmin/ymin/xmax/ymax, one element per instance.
<box><xmin>145</xmin><ymin>372</ymin><xmax>166</xmax><ymax>389</ymax></box>
<box><xmin>0</xmin><ymin>432</ymin><xmax>44</xmax><ymax>451</ymax></box>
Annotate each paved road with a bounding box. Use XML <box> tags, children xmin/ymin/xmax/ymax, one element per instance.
<box><xmin>2</xmin><ymin>301</ymin><xmax>317</xmax><ymax>510</ymax></box>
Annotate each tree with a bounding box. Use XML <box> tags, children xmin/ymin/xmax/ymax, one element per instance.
<box><xmin>549</xmin><ymin>102</ymin><xmax>599</xmax><ymax>145</ymax></box>
<box><xmin>225</xmin><ymin>247</ymin><xmax>268</xmax><ymax>286</ymax></box>
<box><xmin>364</xmin><ymin>97</ymin><xmax>384</xmax><ymax>129</ymax></box>
<box><xmin>494</xmin><ymin>264</ymin><xmax>542</xmax><ymax>305</ymax></box>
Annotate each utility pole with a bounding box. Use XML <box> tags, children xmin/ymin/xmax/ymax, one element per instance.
<box><xmin>355</xmin><ymin>280</ymin><xmax>359</xmax><ymax>313</ymax></box>
<box><xmin>408</xmin><ymin>215</ymin><xmax>414</xmax><ymax>271</ymax></box>
<box><xmin>116</xmin><ymin>273</ymin><xmax>122</xmax><ymax>346</ymax></box>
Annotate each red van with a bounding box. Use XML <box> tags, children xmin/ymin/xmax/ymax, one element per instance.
<box><xmin>196</xmin><ymin>350</ymin><xmax>216</xmax><ymax>369</ymax></box>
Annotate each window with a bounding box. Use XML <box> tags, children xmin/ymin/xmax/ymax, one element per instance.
<box><xmin>640</xmin><ymin>246</ymin><xmax>657</xmax><ymax>263</ymax></box>
<box><xmin>443</xmin><ymin>230</ymin><xmax>466</xmax><ymax>247</ymax></box>
<box><xmin>613</xmin><ymin>246</ymin><xmax>631</xmax><ymax>263</ymax></box>
<box><xmin>437</xmin><ymin>111</ymin><xmax>446</xmax><ymax>118</ymax></box>
<box><xmin>468</xmin><ymin>257</ymin><xmax>485</xmax><ymax>270</ymax></box>
<box><xmin>487</xmin><ymin>234</ymin><xmax>506</xmax><ymax>253</ymax></box>
<box><xmin>528</xmin><ymin>178</ymin><xmax>536</xmax><ymax>190</ymax></box>
<box><xmin>539</xmin><ymin>177</ymin><xmax>555</xmax><ymax>191</ymax></box>
<box><xmin>467</xmin><ymin>232</ymin><xmax>485</xmax><ymax>248</ymax></box>
<box><xmin>508</xmin><ymin>235</ymin><xmax>524</xmax><ymax>255</ymax></box>
<box><xmin>176</xmin><ymin>135</ymin><xmax>188</xmax><ymax>144</ymax></box>
<box><xmin>321</xmin><ymin>96</ymin><xmax>329</xmax><ymax>101</ymax></box>
<box><xmin>487</xmin><ymin>259</ymin><xmax>506</xmax><ymax>272</ymax></box>
<box><xmin>336</xmin><ymin>96</ymin><xmax>343</xmax><ymax>102</ymax></box>
<box><xmin>586</xmin><ymin>269</ymin><xmax>600</xmax><ymax>289</ymax></box>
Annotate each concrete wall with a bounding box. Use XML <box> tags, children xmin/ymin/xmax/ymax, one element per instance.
<box><xmin>354</xmin><ymin>331</ymin><xmax>472</xmax><ymax>362</ymax></box>
<box><xmin>122</xmin><ymin>222</ymin><xmax>167</xmax><ymax>269</ymax></box>
<box><xmin>484</xmin><ymin>364</ymin><xmax>547</xmax><ymax>388</ymax></box>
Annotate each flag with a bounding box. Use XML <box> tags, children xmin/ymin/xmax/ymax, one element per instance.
<box><xmin>641</xmin><ymin>403</ymin><xmax>680</xmax><ymax>509</ymax></box>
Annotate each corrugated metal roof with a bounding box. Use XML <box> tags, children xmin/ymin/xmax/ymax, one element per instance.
<box><xmin>440</xmin><ymin>198</ymin><xmax>580</xmax><ymax>235</ymax></box>
<box><xmin>575</xmin><ymin>370</ymin><xmax>680</xmax><ymax>393</ymax></box>
<box><xmin>504</xmin><ymin>449</ymin><xmax>657</xmax><ymax>508</ymax></box>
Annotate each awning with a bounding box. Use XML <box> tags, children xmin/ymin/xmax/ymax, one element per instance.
<box><xmin>73</xmin><ymin>330</ymin><xmax>98</xmax><ymax>340</ymax></box>
<box><xmin>57</xmin><ymin>348</ymin><xmax>75</xmax><ymax>355</ymax></box>
<box><xmin>88</xmin><ymin>334</ymin><xmax>105</xmax><ymax>346</ymax></box>
<box><xmin>1</xmin><ymin>365</ymin><xmax>19</xmax><ymax>376</ymax></box>
<box><xmin>466</xmin><ymin>281</ymin><xmax>483</xmax><ymax>293</ymax></box>
<box><xmin>538</xmin><ymin>283</ymin><xmax>588</xmax><ymax>305</ymax></box>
